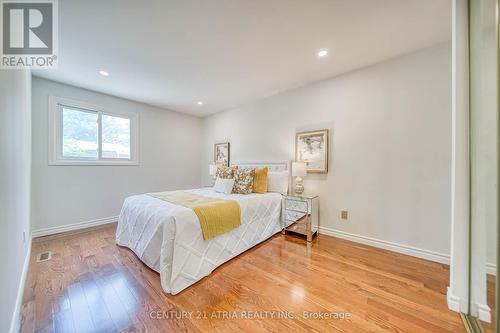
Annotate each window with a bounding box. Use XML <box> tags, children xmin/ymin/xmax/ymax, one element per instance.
<box><xmin>62</xmin><ymin>107</ymin><xmax>99</xmax><ymax>159</ymax></box>
<box><xmin>49</xmin><ymin>97</ymin><xmax>138</xmax><ymax>165</ymax></box>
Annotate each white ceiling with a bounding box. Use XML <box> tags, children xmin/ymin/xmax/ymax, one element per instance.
<box><xmin>33</xmin><ymin>0</ymin><xmax>451</xmax><ymax>117</ymax></box>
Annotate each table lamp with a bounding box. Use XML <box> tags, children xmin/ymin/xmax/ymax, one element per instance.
<box><xmin>292</xmin><ymin>162</ymin><xmax>307</xmax><ymax>195</ymax></box>
<box><xmin>209</xmin><ymin>164</ymin><xmax>217</xmax><ymax>184</ymax></box>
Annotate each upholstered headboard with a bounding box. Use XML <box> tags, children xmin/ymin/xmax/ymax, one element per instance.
<box><xmin>230</xmin><ymin>161</ymin><xmax>290</xmax><ymax>173</ymax></box>
<box><xmin>230</xmin><ymin>161</ymin><xmax>292</xmax><ymax>194</ymax></box>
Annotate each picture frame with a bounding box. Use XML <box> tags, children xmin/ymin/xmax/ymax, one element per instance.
<box><xmin>295</xmin><ymin>129</ymin><xmax>329</xmax><ymax>173</ymax></box>
<box><xmin>214</xmin><ymin>142</ymin><xmax>230</xmax><ymax>166</ymax></box>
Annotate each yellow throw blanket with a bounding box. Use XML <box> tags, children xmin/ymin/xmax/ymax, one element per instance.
<box><xmin>148</xmin><ymin>191</ymin><xmax>241</xmax><ymax>241</ymax></box>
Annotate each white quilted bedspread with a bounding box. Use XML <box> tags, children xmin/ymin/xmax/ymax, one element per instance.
<box><xmin>115</xmin><ymin>188</ymin><xmax>282</xmax><ymax>295</ymax></box>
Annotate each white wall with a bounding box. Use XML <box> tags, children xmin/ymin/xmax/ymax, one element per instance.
<box><xmin>31</xmin><ymin>77</ymin><xmax>202</xmax><ymax>231</ymax></box>
<box><xmin>0</xmin><ymin>69</ymin><xmax>32</xmax><ymax>333</ymax></box>
<box><xmin>201</xmin><ymin>43</ymin><xmax>452</xmax><ymax>256</ymax></box>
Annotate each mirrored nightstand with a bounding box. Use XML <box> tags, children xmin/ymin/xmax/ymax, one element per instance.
<box><xmin>281</xmin><ymin>194</ymin><xmax>319</xmax><ymax>242</ymax></box>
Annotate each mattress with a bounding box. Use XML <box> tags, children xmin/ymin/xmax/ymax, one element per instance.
<box><xmin>115</xmin><ymin>188</ymin><xmax>283</xmax><ymax>295</ymax></box>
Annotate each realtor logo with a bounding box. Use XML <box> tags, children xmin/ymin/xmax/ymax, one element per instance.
<box><xmin>1</xmin><ymin>0</ymin><xmax>58</xmax><ymax>68</ymax></box>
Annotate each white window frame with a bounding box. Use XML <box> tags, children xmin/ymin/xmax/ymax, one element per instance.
<box><xmin>48</xmin><ymin>96</ymin><xmax>139</xmax><ymax>166</ymax></box>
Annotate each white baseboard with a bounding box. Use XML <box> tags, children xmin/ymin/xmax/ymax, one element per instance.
<box><xmin>319</xmin><ymin>226</ymin><xmax>450</xmax><ymax>264</ymax></box>
<box><xmin>475</xmin><ymin>303</ymin><xmax>492</xmax><ymax>323</ymax></box>
<box><xmin>32</xmin><ymin>216</ymin><xmax>118</xmax><ymax>238</ymax></box>
<box><xmin>486</xmin><ymin>262</ymin><xmax>497</xmax><ymax>276</ymax></box>
<box><xmin>447</xmin><ymin>287</ymin><xmax>468</xmax><ymax>313</ymax></box>
<box><xmin>9</xmin><ymin>237</ymin><xmax>32</xmax><ymax>333</ymax></box>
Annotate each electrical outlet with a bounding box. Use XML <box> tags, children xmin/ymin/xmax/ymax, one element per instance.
<box><xmin>341</xmin><ymin>210</ymin><xmax>348</xmax><ymax>220</ymax></box>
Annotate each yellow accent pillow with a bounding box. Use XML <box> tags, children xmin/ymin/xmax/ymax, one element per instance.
<box><xmin>253</xmin><ymin>167</ymin><xmax>268</xmax><ymax>193</ymax></box>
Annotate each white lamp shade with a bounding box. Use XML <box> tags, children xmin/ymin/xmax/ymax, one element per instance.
<box><xmin>292</xmin><ymin>162</ymin><xmax>307</xmax><ymax>177</ymax></box>
<box><xmin>209</xmin><ymin>164</ymin><xmax>217</xmax><ymax>176</ymax></box>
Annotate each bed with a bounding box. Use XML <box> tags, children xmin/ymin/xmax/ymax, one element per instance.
<box><xmin>115</xmin><ymin>162</ymin><xmax>290</xmax><ymax>295</ymax></box>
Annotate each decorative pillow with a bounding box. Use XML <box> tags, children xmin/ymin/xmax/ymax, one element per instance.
<box><xmin>213</xmin><ymin>177</ymin><xmax>235</xmax><ymax>194</ymax></box>
<box><xmin>267</xmin><ymin>171</ymin><xmax>289</xmax><ymax>195</ymax></box>
<box><xmin>216</xmin><ymin>165</ymin><xmax>238</xmax><ymax>179</ymax></box>
<box><xmin>252</xmin><ymin>167</ymin><xmax>268</xmax><ymax>193</ymax></box>
<box><xmin>232</xmin><ymin>168</ymin><xmax>255</xmax><ymax>194</ymax></box>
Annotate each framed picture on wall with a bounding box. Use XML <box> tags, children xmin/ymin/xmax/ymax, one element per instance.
<box><xmin>295</xmin><ymin>129</ymin><xmax>329</xmax><ymax>173</ymax></box>
<box><xmin>214</xmin><ymin>142</ymin><xmax>230</xmax><ymax>166</ymax></box>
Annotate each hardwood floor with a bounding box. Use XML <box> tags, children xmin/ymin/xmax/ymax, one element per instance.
<box><xmin>20</xmin><ymin>223</ymin><xmax>465</xmax><ymax>333</ymax></box>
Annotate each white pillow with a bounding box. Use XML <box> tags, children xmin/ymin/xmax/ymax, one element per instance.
<box><xmin>267</xmin><ymin>171</ymin><xmax>289</xmax><ymax>195</ymax></box>
<box><xmin>213</xmin><ymin>177</ymin><xmax>235</xmax><ymax>194</ymax></box>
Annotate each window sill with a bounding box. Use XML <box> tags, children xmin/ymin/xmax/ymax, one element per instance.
<box><xmin>49</xmin><ymin>160</ymin><xmax>139</xmax><ymax>166</ymax></box>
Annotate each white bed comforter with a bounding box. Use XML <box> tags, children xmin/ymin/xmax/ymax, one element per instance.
<box><xmin>116</xmin><ymin>188</ymin><xmax>282</xmax><ymax>295</ymax></box>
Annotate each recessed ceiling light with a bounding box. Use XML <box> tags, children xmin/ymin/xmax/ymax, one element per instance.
<box><xmin>99</xmin><ymin>70</ymin><xmax>109</xmax><ymax>76</ymax></box>
<box><xmin>317</xmin><ymin>50</ymin><xmax>328</xmax><ymax>58</ymax></box>
<box><xmin>197</xmin><ymin>101</ymin><xmax>203</xmax><ymax>105</ymax></box>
